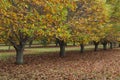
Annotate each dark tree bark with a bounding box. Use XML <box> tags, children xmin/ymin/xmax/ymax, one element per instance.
<box><xmin>9</xmin><ymin>36</ymin><xmax>27</xmax><ymax>65</ymax></box>
<box><xmin>110</xmin><ymin>42</ymin><xmax>113</xmax><ymax>49</ymax></box>
<box><xmin>15</xmin><ymin>47</ymin><xmax>24</xmax><ymax>64</ymax></box>
<box><xmin>65</xmin><ymin>43</ymin><xmax>67</xmax><ymax>46</ymax></box>
<box><xmin>102</xmin><ymin>41</ymin><xmax>107</xmax><ymax>50</ymax></box>
<box><xmin>59</xmin><ymin>44</ymin><xmax>65</xmax><ymax>57</ymax></box>
<box><xmin>80</xmin><ymin>43</ymin><xmax>84</xmax><ymax>53</ymax></box>
<box><xmin>93</xmin><ymin>41</ymin><xmax>99</xmax><ymax>51</ymax></box>
<box><xmin>55</xmin><ymin>39</ymin><xmax>59</xmax><ymax>46</ymax></box>
<box><xmin>56</xmin><ymin>42</ymin><xmax>59</xmax><ymax>46</ymax></box>
<box><xmin>29</xmin><ymin>40</ymin><xmax>33</xmax><ymax>48</ymax></box>
<box><xmin>58</xmin><ymin>39</ymin><xmax>66</xmax><ymax>57</ymax></box>
<box><xmin>73</xmin><ymin>41</ymin><xmax>76</xmax><ymax>46</ymax></box>
<box><xmin>119</xmin><ymin>43</ymin><xmax>120</xmax><ymax>47</ymax></box>
<box><xmin>14</xmin><ymin>44</ymin><xmax>25</xmax><ymax>65</ymax></box>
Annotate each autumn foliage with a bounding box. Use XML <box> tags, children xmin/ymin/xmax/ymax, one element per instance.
<box><xmin>0</xmin><ymin>0</ymin><xmax>120</xmax><ymax>64</ymax></box>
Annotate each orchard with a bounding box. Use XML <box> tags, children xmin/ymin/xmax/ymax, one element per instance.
<box><xmin>0</xmin><ymin>0</ymin><xmax>120</xmax><ymax>79</ymax></box>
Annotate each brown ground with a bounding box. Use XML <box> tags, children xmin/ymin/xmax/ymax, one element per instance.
<box><xmin>0</xmin><ymin>49</ymin><xmax>120</xmax><ymax>80</ymax></box>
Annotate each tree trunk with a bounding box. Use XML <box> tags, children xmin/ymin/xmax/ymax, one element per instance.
<box><xmin>102</xmin><ymin>42</ymin><xmax>107</xmax><ymax>50</ymax></box>
<box><xmin>110</xmin><ymin>42</ymin><xmax>113</xmax><ymax>49</ymax></box>
<box><xmin>55</xmin><ymin>39</ymin><xmax>59</xmax><ymax>46</ymax></box>
<box><xmin>60</xmin><ymin>44</ymin><xmax>65</xmax><ymax>57</ymax></box>
<box><xmin>58</xmin><ymin>39</ymin><xmax>65</xmax><ymax>57</ymax></box>
<box><xmin>14</xmin><ymin>45</ymin><xmax>24</xmax><ymax>65</ymax></box>
<box><xmin>80</xmin><ymin>44</ymin><xmax>84</xmax><ymax>53</ymax></box>
<box><xmin>58</xmin><ymin>39</ymin><xmax>66</xmax><ymax>57</ymax></box>
<box><xmin>8</xmin><ymin>36</ymin><xmax>27</xmax><ymax>65</ymax></box>
<box><xmin>8</xmin><ymin>45</ymin><xmax>11</xmax><ymax>50</ymax></box>
<box><xmin>16</xmin><ymin>48</ymin><xmax>24</xmax><ymax>64</ymax></box>
<box><xmin>93</xmin><ymin>41</ymin><xmax>99</xmax><ymax>51</ymax></box>
<box><xmin>73</xmin><ymin>41</ymin><xmax>76</xmax><ymax>46</ymax></box>
<box><xmin>29</xmin><ymin>40</ymin><xmax>33</xmax><ymax>48</ymax></box>
<box><xmin>56</xmin><ymin>42</ymin><xmax>58</xmax><ymax>46</ymax></box>
<box><xmin>65</xmin><ymin>43</ymin><xmax>67</xmax><ymax>46</ymax></box>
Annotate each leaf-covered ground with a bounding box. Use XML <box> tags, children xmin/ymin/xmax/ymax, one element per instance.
<box><xmin>0</xmin><ymin>49</ymin><xmax>120</xmax><ymax>80</ymax></box>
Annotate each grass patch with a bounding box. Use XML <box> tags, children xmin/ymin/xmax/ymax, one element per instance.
<box><xmin>0</xmin><ymin>53</ymin><xmax>14</xmax><ymax>60</ymax></box>
<box><xmin>0</xmin><ymin>45</ymin><xmax>105</xmax><ymax>60</ymax></box>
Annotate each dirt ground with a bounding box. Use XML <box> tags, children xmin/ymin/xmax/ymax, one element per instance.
<box><xmin>0</xmin><ymin>49</ymin><xmax>120</xmax><ymax>80</ymax></box>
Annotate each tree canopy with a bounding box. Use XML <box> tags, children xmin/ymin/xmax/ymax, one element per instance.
<box><xmin>0</xmin><ymin>0</ymin><xmax>119</xmax><ymax>64</ymax></box>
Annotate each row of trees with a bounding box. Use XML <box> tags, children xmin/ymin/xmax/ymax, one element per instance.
<box><xmin>0</xmin><ymin>0</ymin><xmax>120</xmax><ymax>64</ymax></box>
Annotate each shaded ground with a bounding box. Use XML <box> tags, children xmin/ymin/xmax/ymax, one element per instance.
<box><xmin>0</xmin><ymin>49</ymin><xmax>120</xmax><ymax>80</ymax></box>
